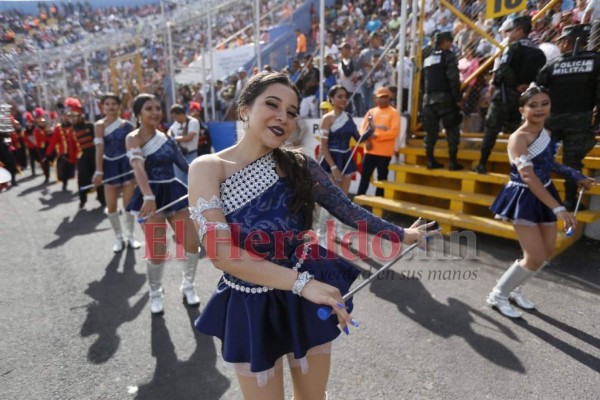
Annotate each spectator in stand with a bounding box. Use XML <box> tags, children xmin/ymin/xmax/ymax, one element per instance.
<box><xmin>359</xmin><ymin>32</ymin><xmax>383</xmax><ymax>111</ymax></box>
<box><xmin>235</xmin><ymin>68</ymin><xmax>249</xmax><ymax>101</ymax></box>
<box><xmin>367</xmin><ymin>53</ymin><xmax>393</xmax><ymax>91</ymax></box>
<box><xmin>298</xmin><ymin>55</ymin><xmax>320</xmax><ymax>118</ymax></box>
<box><xmin>573</xmin><ymin>0</ymin><xmax>588</xmax><ymax>23</ymax></box>
<box><xmin>365</xmin><ymin>13</ymin><xmax>382</xmax><ymax>33</ymax></box>
<box><xmin>388</xmin><ymin>11</ymin><xmax>401</xmax><ymax>32</ymax></box>
<box><xmin>168</xmin><ymin>104</ymin><xmax>200</xmax><ymax>184</ymax></box>
<box><xmin>338</xmin><ymin>42</ymin><xmax>364</xmax><ymax>116</ymax></box>
<box><xmin>423</xmin><ymin>12</ymin><xmax>436</xmax><ymax>37</ymax></box>
<box><xmin>458</xmin><ymin>46</ymin><xmax>481</xmax><ymax>132</ymax></box>
<box><xmin>324</xmin><ymin>34</ymin><xmax>340</xmax><ymax>61</ymax></box>
<box><xmin>295</xmin><ymin>28</ymin><xmax>308</xmax><ymax>59</ymax></box>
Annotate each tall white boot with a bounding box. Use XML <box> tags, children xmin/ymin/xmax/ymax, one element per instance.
<box><xmin>181</xmin><ymin>252</ymin><xmax>200</xmax><ymax>306</ymax></box>
<box><xmin>147</xmin><ymin>261</ymin><xmax>165</xmax><ymax>315</ymax></box>
<box><xmin>123</xmin><ymin>212</ymin><xmax>141</xmax><ymax>249</ymax></box>
<box><xmin>509</xmin><ymin>261</ymin><xmax>548</xmax><ymax>310</ymax></box>
<box><xmin>107</xmin><ymin>212</ymin><xmax>125</xmax><ymax>252</ymax></box>
<box><xmin>486</xmin><ymin>260</ymin><xmax>536</xmax><ymax>318</ymax></box>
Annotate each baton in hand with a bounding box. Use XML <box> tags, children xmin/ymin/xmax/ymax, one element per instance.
<box><xmin>137</xmin><ymin>194</ymin><xmax>189</xmax><ymax>223</ymax></box>
<box><xmin>566</xmin><ymin>187</ymin><xmax>585</xmax><ymax>237</ymax></box>
<box><xmin>317</xmin><ymin>241</ymin><xmax>420</xmax><ymax>321</ymax></box>
<box><xmin>340</xmin><ymin>114</ymin><xmax>374</xmax><ymax>175</ymax></box>
<box><xmin>79</xmin><ymin>171</ymin><xmax>134</xmax><ymax>191</ymax></box>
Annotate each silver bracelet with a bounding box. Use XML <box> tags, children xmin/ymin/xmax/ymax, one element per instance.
<box><xmin>552</xmin><ymin>206</ymin><xmax>566</xmax><ymax>215</ymax></box>
<box><xmin>292</xmin><ymin>271</ymin><xmax>314</xmax><ymax>297</ymax></box>
<box><xmin>143</xmin><ymin>194</ymin><xmax>156</xmax><ymax>201</ymax></box>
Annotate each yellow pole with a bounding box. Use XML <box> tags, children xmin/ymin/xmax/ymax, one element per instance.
<box><xmin>410</xmin><ymin>0</ymin><xmax>426</xmax><ymax>132</ymax></box>
<box><xmin>440</xmin><ymin>0</ymin><xmax>502</xmax><ymax>49</ymax></box>
<box><xmin>461</xmin><ymin>0</ymin><xmax>560</xmax><ymax>90</ymax></box>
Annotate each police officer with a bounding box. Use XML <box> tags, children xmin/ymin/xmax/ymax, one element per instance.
<box><xmin>421</xmin><ymin>31</ymin><xmax>463</xmax><ymax>170</ymax></box>
<box><xmin>473</xmin><ymin>15</ymin><xmax>546</xmax><ymax>174</ymax></box>
<box><xmin>536</xmin><ymin>24</ymin><xmax>600</xmax><ymax>210</ymax></box>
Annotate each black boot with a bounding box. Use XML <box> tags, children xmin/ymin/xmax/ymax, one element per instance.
<box><xmin>448</xmin><ymin>148</ymin><xmax>463</xmax><ymax>171</ymax></box>
<box><xmin>426</xmin><ymin>147</ymin><xmax>443</xmax><ymax>169</ymax></box>
<box><xmin>472</xmin><ymin>149</ymin><xmax>490</xmax><ymax>174</ymax></box>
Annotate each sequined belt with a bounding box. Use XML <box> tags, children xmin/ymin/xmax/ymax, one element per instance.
<box><xmin>221</xmin><ymin>243</ymin><xmax>311</xmax><ymax>294</ymax></box>
<box><xmin>507</xmin><ymin>179</ymin><xmax>551</xmax><ymax>188</ymax></box>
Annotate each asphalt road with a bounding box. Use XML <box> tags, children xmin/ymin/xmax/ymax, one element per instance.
<box><xmin>1</xmin><ymin>174</ymin><xmax>599</xmax><ymax>400</ymax></box>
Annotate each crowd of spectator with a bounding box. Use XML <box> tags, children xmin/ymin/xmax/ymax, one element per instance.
<box><xmin>2</xmin><ymin>0</ymin><xmax>599</xmax><ymax>131</ymax></box>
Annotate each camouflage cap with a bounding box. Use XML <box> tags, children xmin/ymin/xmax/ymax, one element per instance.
<box><xmin>557</xmin><ymin>24</ymin><xmax>591</xmax><ymax>41</ymax></box>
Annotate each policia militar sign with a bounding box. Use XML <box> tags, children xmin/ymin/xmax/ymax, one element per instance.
<box><xmin>486</xmin><ymin>0</ymin><xmax>527</xmax><ymax>20</ymax></box>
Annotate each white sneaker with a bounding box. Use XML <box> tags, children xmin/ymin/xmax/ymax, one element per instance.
<box><xmin>486</xmin><ymin>292</ymin><xmax>522</xmax><ymax>318</ymax></box>
<box><xmin>126</xmin><ymin>235</ymin><xmax>141</xmax><ymax>249</ymax></box>
<box><xmin>149</xmin><ymin>289</ymin><xmax>164</xmax><ymax>315</ymax></box>
<box><xmin>510</xmin><ymin>287</ymin><xmax>535</xmax><ymax>310</ymax></box>
<box><xmin>181</xmin><ymin>281</ymin><xmax>200</xmax><ymax>306</ymax></box>
<box><xmin>112</xmin><ymin>236</ymin><xmax>125</xmax><ymax>253</ymax></box>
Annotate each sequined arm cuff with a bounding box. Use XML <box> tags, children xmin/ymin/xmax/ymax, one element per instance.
<box><xmin>127</xmin><ymin>148</ymin><xmax>144</xmax><ymax>165</ymax></box>
<box><xmin>189</xmin><ymin>195</ymin><xmax>229</xmax><ymax>241</ymax></box>
<box><xmin>514</xmin><ymin>154</ymin><xmax>533</xmax><ymax>170</ymax></box>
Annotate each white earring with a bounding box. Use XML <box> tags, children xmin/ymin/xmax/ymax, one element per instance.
<box><xmin>242</xmin><ymin>118</ymin><xmax>249</xmax><ymax>130</ymax></box>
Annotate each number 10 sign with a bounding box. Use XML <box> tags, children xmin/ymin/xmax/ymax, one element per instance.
<box><xmin>486</xmin><ymin>0</ymin><xmax>527</xmax><ymax>20</ymax></box>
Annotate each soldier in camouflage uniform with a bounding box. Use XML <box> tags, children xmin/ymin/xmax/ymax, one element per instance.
<box><xmin>473</xmin><ymin>15</ymin><xmax>546</xmax><ymax>174</ymax></box>
<box><xmin>537</xmin><ymin>24</ymin><xmax>600</xmax><ymax>210</ymax></box>
<box><xmin>421</xmin><ymin>31</ymin><xmax>463</xmax><ymax>170</ymax></box>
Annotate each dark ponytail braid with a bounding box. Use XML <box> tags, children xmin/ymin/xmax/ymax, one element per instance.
<box><xmin>272</xmin><ymin>148</ymin><xmax>315</xmax><ymax>229</ymax></box>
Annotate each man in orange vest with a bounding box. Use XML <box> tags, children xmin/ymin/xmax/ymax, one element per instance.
<box><xmin>357</xmin><ymin>87</ymin><xmax>401</xmax><ymax>196</ymax></box>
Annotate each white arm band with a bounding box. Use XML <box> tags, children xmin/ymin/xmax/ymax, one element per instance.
<box><xmin>513</xmin><ymin>154</ymin><xmax>533</xmax><ymax>170</ymax></box>
<box><xmin>93</xmin><ymin>137</ymin><xmax>104</xmax><ymax>145</ymax></box>
<box><xmin>127</xmin><ymin>148</ymin><xmax>145</xmax><ymax>164</ymax></box>
<box><xmin>189</xmin><ymin>195</ymin><xmax>230</xmax><ymax>241</ymax></box>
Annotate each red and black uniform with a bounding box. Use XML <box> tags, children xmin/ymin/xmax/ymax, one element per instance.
<box><xmin>73</xmin><ymin>120</ymin><xmax>105</xmax><ymax>206</ymax></box>
<box><xmin>22</xmin><ymin>124</ymin><xmax>45</xmax><ymax>176</ymax></box>
<box><xmin>46</xmin><ymin>122</ymin><xmax>77</xmax><ymax>190</ymax></box>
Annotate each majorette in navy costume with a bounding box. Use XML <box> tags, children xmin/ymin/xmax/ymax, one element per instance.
<box><xmin>102</xmin><ymin>118</ymin><xmax>135</xmax><ymax>185</ymax></box>
<box><xmin>190</xmin><ymin>152</ymin><xmax>405</xmax><ymax>384</ymax></box>
<box><xmin>319</xmin><ymin>112</ymin><xmax>360</xmax><ymax>174</ymax></box>
<box><xmin>126</xmin><ymin>131</ymin><xmax>189</xmax><ymax>215</ymax></box>
<box><xmin>490</xmin><ymin>128</ymin><xmax>585</xmax><ymax>222</ymax></box>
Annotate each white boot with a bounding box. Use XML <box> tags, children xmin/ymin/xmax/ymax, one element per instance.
<box><xmin>123</xmin><ymin>212</ymin><xmax>141</xmax><ymax>249</ymax></box>
<box><xmin>509</xmin><ymin>286</ymin><xmax>535</xmax><ymax>310</ymax></box>
<box><xmin>107</xmin><ymin>212</ymin><xmax>125</xmax><ymax>252</ymax></box>
<box><xmin>181</xmin><ymin>252</ymin><xmax>200</xmax><ymax>306</ymax></box>
<box><xmin>509</xmin><ymin>260</ymin><xmax>547</xmax><ymax>310</ymax></box>
<box><xmin>486</xmin><ymin>260</ymin><xmax>536</xmax><ymax>319</ymax></box>
<box><xmin>147</xmin><ymin>261</ymin><xmax>165</xmax><ymax>315</ymax></box>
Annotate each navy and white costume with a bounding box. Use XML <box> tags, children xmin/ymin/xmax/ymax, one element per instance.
<box><xmin>102</xmin><ymin>118</ymin><xmax>134</xmax><ymax>185</ymax></box>
<box><xmin>126</xmin><ymin>131</ymin><xmax>189</xmax><ymax>215</ymax></box>
<box><xmin>190</xmin><ymin>152</ymin><xmax>405</xmax><ymax>386</ymax></box>
<box><xmin>490</xmin><ymin>129</ymin><xmax>585</xmax><ymax>223</ymax></box>
<box><xmin>320</xmin><ymin>112</ymin><xmax>360</xmax><ymax>174</ymax></box>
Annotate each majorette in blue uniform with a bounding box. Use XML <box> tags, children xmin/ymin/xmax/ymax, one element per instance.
<box><xmin>319</xmin><ymin>112</ymin><xmax>360</xmax><ymax>174</ymax></box>
<box><xmin>126</xmin><ymin>131</ymin><xmax>189</xmax><ymax>215</ymax></box>
<box><xmin>490</xmin><ymin>128</ymin><xmax>585</xmax><ymax>223</ymax></box>
<box><xmin>190</xmin><ymin>152</ymin><xmax>405</xmax><ymax>386</ymax></box>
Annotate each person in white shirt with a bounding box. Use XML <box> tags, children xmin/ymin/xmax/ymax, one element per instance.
<box><xmin>168</xmin><ymin>104</ymin><xmax>199</xmax><ymax>184</ymax></box>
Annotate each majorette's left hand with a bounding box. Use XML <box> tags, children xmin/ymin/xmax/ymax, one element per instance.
<box><xmin>578</xmin><ymin>177</ymin><xmax>596</xmax><ymax>191</ymax></box>
<box><xmin>403</xmin><ymin>218</ymin><xmax>436</xmax><ymax>248</ymax></box>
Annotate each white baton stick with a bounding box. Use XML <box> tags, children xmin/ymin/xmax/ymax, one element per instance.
<box><xmin>317</xmin><ymin>242</ymin><xmax>419</xmax><ymax>320</ymax></box>
<box><xmin>137</xmin><ymin>194</ymin><xmax>189</xmax><ymax>223</ymax></box>
<box><xmin>566</xmin><ymin>187</ymin><xmax>585</xmax><ymax>237</ymax></box>
<box><xmin>79</xmin><ymin>170</ymin><xmax>134</xmax><ymax>191</ymax></box>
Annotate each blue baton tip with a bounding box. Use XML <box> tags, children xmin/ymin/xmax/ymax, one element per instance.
<box><xmin>317</xmin><ymin>306</ymin><xmax>333</xmax><ymax>321</ymax></box>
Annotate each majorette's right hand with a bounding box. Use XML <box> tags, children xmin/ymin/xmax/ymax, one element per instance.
<box><xmin>557</xmin><ymin>210</ymin><xmax>576</xmax><ymax>232</ymax></box>
<box><xmin>93</xmin><ymin>174</ymin><xmax>103</xmax><ymax>187</ymax></box>
<box><xmin>301</xmin><ymin>279</ymin><xmax>355</xmax><ymax>335</ymax></box>
<box><xmin>139</xmin><ymin>199</ymin><xmax>157</xmax><ymax>220</ymax></box>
